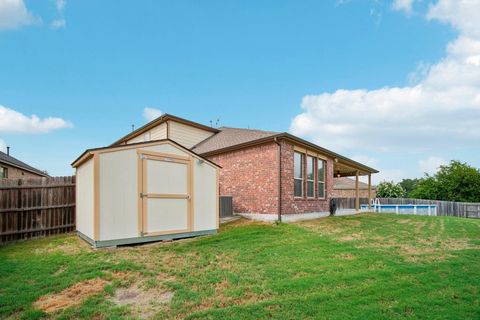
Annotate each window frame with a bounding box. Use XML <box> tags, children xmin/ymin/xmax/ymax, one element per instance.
<box><xmin>293</xmin><ymin>152</ymin><xmax>304</xmax><ymax>198</ymax></box>
<box><xmin>306</xmin><ymin>155</ymin><xmax>315</xmax><ymax>199</ymax></box>
<box><xmin>317</xmin><ymin>159</ymin><xmax>326</xmax><ymax>199</ymax></box>
<box><xmin>0</xmin><ymin>166</ymin><xmax>7</xmax><ymax>179</ymax></box>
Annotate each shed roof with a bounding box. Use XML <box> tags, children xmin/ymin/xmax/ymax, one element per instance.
<box><xmin>72</xmin><ymin>139</ymin><xmax>221</xmax><ymax>169</ymax></box>
<box><xmin>0</xmin><ymin>151</ymin><xmax>48</xmax><ymax>177</ymax></box>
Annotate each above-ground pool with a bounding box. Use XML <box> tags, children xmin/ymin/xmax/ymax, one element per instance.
<box><xmin>361</xmin><ymin>204</ymin><xmax>438</xmax><ymax>216</ymax></box>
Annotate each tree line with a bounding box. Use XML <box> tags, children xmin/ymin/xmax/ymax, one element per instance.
<box><xmin>376</xmin><ymin>161</ymin><xmax>480</xmax><ymax>203</ymax></box>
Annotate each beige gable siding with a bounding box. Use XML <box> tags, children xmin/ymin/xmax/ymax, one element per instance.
<box><xmin>168</xmin><ymin>121</ymin><xmax>214</xmax><ymax>148</ymax></box>
<box><xmin>151</xmin><ymin>123</ymin><xmax>167</xmax><ymax>140</ymax></box>
<box><xmin>126</xmin><ymin>123</ymin><xmax>167</xmax><ymax>144</ymax></box>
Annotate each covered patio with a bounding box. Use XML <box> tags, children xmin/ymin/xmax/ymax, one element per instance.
<box><xmin>333</xmin><ymin>158</ymin><xmax>378</xmax><ymax>212</ymax></box>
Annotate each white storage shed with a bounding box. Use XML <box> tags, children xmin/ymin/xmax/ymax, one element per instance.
<box><xmin>72</xmin><ymin>139</ymin><xmax>220</xmax><ymax>248</ymax></box>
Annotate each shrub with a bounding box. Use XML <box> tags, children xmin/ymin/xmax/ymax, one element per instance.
<box><xmin>376</xmin><ymin>181</ymin><xmax>405</xmax><ymax>198</ymax></box>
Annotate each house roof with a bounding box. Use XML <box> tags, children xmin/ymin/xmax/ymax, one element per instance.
<box><xmin>111</xmin><ymin>113</ymin><xmax>220</xmax><ymax>146</ymax></box>
<box><xmin>0</xmin><ymin>151</ymin><xmax>48</xmax><ymax>177</ymax></box>
<box><xmin>72</xmin><ymin>138</ymin><xmax>221</xmax><ymax>169</ymax></box>
<box><xmin>192</xmin><ymin>127</ymin><xmax>379</xmax><ymax>174</ymax></box>
<box><xmin>192</xmin><ymin>127</ymin><xmax>280</xmax><ymax>154</ymax></box>
<box><xmin>334</xmin><ymin>177</ymin><xmax>375</xmax><ymax>190</ymax></box>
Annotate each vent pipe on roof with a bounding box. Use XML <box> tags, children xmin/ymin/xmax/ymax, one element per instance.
<box><xmin>6</xmin><ymin>146</ymin><xmax>9</xmax><ymax>156</ymax></box>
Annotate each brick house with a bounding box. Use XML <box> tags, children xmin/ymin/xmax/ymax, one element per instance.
<box><xmin>192</xmin><ymin>128</ymin><xmax>378</xmax><ymax>220</ymax></box>
<box><xmin>0</xmin><ymin>148</ymin><xmax>48</xmax><ymax>179</ymax></box>
<box><xmin>332</xmin><ymin>177</ymin><xmax>377</xmax><ymax>199</ymax></box>
<box><xmin>113</xmin><ymin>114</ymin><xmax>378</xmax><ymax>221</ymax></box>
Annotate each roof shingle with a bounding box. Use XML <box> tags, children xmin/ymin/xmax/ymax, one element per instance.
<box><xmin>192</xmin><ymin>127</ymin><xmax>279</xmax><ymax>154</ymax></box>
<box><xmin>0</xmin><ymin>151</ymin><xmax>48</xmax><ymax>177</ymax></box>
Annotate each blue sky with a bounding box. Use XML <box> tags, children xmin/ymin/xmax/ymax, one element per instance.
<box><xmin>1</xmin><ymin>0</ymin><xmax>479</xmax><ymax>182</ymax></box>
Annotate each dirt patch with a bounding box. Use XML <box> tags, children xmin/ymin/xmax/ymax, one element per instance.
<box><xmin>338</xmin><ymin>234</ymin><xmax>364</xmax><ymax>242</ymax></box>
<box><xmin>33</xmin><ymin>278</ymin><xmax>109</xmax><ymax>313</ymax></box>
<box><xmin>359</xmin><ymin>236</ymin><xmax>480</xmax><ymax>263</ymax></box>
<box><xmin>53</xmin><ymin>265</ymin><xmax>67</xmax><ymax>276</ymax></box>
<box><xmin>334</xmin><ymin>253</ymin><xmax>356</xmax><ymax>260</ymax></box>
<box><xmin>34</xmin><ymin>237</ymin><xmax>89</xmax><ymax>256</ymax></box>
<box><xmin>440</xmin><ymin>219</ymin><xmax>445</xmax><ymax>234</ymax></box>
<box><xmin>112</xmin><ymin>280</ymin><xmax>174</xmax><ymax>319</ymax></box>
<box><xmin>186</xmin><ymin>277</ymin><xmax>268</xmax><ymax>316</ymax></box>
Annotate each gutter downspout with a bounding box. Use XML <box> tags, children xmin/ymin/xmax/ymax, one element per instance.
<box><xmin>274</xmin><ymin>137</ymin><xmax>282</xmax><ymax>222</ymax></box>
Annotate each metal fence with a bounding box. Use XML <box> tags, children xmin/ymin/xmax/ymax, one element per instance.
<box><xmin>0</xmin><ymin>176</ymin><xmax>76</xmax><ymax>244</ymax></box>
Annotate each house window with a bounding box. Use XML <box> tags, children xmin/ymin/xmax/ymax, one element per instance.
<box><xmin>0</xmin><ymin>166</ymin><xmax>7</xmax><ymax>179</ymax></box>
<box><xmin>294</xmin><ymin>152</ymin><xmax>304</xmax><ymax>197</ymax></box>
<box><xmin>318</xmin><ymin>159</ymin><xmax>326</xmax><ymax>198</ymax></box>
<box><xmin>306</xmin><ymin>156</ymin><xmax>315</xmax><ymax>198</ymax></box>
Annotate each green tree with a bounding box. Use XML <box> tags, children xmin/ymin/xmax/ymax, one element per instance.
<box><xmin>410</xmin><ymin>161</ymin><xmax>480</xmax><ymax>202</ymax></box>
<box><xmin>399</xmin><ymin>178</ymin><xmax>421</xmax><ymax>197</ymax></box>
<box><xmin>376</xmin><ymin>181</ymin><xmax>405</xmax><ymax>198</ymax></box>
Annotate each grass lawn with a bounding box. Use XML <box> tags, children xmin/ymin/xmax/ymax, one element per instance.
<box><xmin>1</xmin><ymin>213</ymin><xmax>479</xmax><ymax>319</ymax></box>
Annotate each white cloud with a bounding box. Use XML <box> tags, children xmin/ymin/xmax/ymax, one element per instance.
<box><xmin>51</xmin><ymin>18</ymin><xmax>65</xmax><ymax>29</ymax></box>
<box><xmin>375</xmin><ymin>168</ymin><xmax>406</xmax><ymax>183</ymax></box>
<box><xmin>290</xmin><ymin>0</ymin><xmax>480</xmax><ymax>154</ymax></box>
<box><xmin>0</xmin><ymin>139</ymin><xmax>6</xmax><ymax>153</ymax></box>
<box><xmin>392</xmin><ymin>0</ymin><xmax>416</xmax><ymax>14</ymax></box>
<box><xmin>55</xmin><ymin>0</ymin><xmax>66</xmax><ymax>12</ymax></box>
<box><xmin>50</xmin><ymin>0</ymin><xmax>66</xmax><ymax>28</ymax></box>
<box><xmin>143</xmin><ymin>107</ymin><xmax>163</xmax><ymax>122</ymax></box>
<box><xmin>418</xmin><ymin>156</ymin><xmax>447</xmax><ymax>175</ymax></box>
<box><xmin>0</xmin><ymin>105</ymin><xmax>72</xmax><ymax>133</ymax></box>
<box><xmin>0</xmin><ymin>0</ymin><xmax>40</xmax><ymax>30</ymax></box>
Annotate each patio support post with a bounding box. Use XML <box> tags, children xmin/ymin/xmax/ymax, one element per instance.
<box><xmin>368</xmin><ymin>174</ymin><xmax>372</xmax><ymax>210</ymax></box>
<box><xmin>355</xmin><ymin>170</ymin><xmax>360</xmax><ymax>212</ymax></box>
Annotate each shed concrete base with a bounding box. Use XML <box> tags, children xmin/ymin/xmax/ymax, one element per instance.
<box><xmin>77</xmin><ymin>229</ymin><xmax>217</xmax><ymax>248</ymax></box>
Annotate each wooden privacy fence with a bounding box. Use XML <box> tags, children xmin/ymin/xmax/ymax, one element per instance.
<box><xmin>334</xmin><ymin>197</ymin><xmax>480</xmax><ymax>219</ymax></box>
<box><xmin>0</xmin><ymin>176</ymin><xmax>76</xmax><ymax>244</ymax></box>
<box><xmin>334</xmin><ymin>198</ymin><xmax>369</xmax><ymax>210</ymax></box>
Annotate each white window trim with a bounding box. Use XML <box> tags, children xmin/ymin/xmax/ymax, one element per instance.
<box><xmin>318</xmin><ymin>159</ymin><xmax>326</xmax><ymax>199</ymax></box>
<box><xmin>294</xmin><ymin>152</ymin><xmax>304</xmax><ymax>198</ymax></box>
<box><xmin>306</xmin><ymin>156</ymin><xmax>315</xmax><ymax>199</ymax></box>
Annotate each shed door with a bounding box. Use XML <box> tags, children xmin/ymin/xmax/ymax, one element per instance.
<box><xmin>140</xmin><ymin>152</ymin><xmax>192</xmax><ymax>236</ymax></box>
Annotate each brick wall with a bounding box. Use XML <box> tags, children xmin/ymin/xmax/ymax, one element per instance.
<box><xmin>207</xmin><ymin>142</ymin><xmax>279</xmax><ymax>214</ymax></box>
<box><xmin>207</xmin><ymin>139</ymin><xmax>338</xmax><ymax>216</ymax></box>
<box><xmin>0</xmin><ymin>163</ymin><xmax>44</xmax><ymax>179</ymax></box>
<box><xmin>279</xmin><ymin>141</ymin><xmax>334</xmax><ymax>214</ymax></box>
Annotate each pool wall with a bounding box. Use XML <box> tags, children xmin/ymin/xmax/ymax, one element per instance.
<box><xmin>361</xmin><ymin>204</ymin><xmax>437</xmax><ymax>216</ymax></box>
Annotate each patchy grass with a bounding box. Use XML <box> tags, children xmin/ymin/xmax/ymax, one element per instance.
<box><xmin>1</xmin><ymin>213</ymin><xmax>479</xmax><ymax>319</ymax></box>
